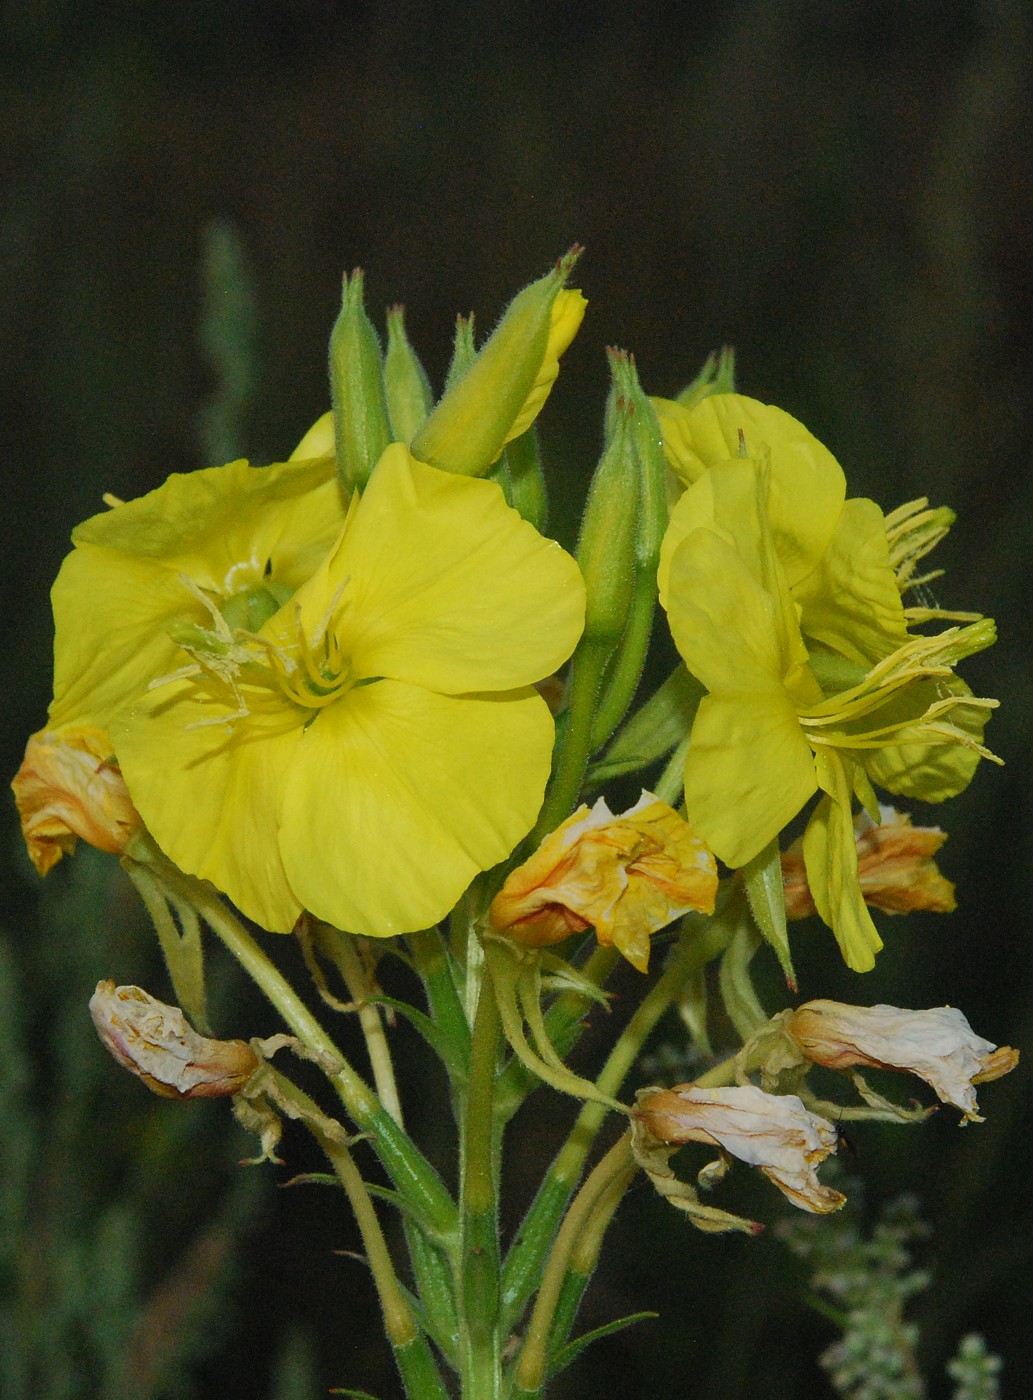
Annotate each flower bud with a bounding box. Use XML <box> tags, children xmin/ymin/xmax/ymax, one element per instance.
<box><xmin>328</xmin><ymin>268</ymin><xmax>392</xmax><ymax>490</ymax></box>
<box><xmin>782</xmin><ymin>805</ymin><xmax>956</xmax><ymax>919</ymax></box>
<box><xmin>577</xmin><ymin>388</ymin><xmax>638</xmax><ymax>648</ymax></box>
<box><xmin>489</xmin><ymin>791</ymin><xmax>717</xmax><ymax>972</ymax></box>
<box><xmin>384</xmin><ymin>304</ymin><xmax>433</xmax><ymax>442</ymax></box>
<box><xmin>12</xmin><ymin>725</ymin><xmax>142</xmax><ymax>875</ymax></box>
<box><xmin>89</xmin><ymin>981</ymin><xmax>259</xmax><ymax>1099</ymax></box>
<box><xmin>635</xmin><ymin>1082</ymin><xmax>845</xmax><ymax>1214</ymax></box>
<box><xmin>786</xmin><ymin>999</ymin><xmax>1019</xmax><ymax>1121</ymax></box>
<box><xmin>411</xmin><ymin>251</ymin><xmax>585</xmax><ymax>476</ymax></box>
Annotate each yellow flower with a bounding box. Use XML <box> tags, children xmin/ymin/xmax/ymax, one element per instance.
<box><xmin>55</xmin><ymin>445</ymin><xmax>585</xmax><ymax>936</ymax></box>
<box><xmin>635</xmin><ymin>1082</ymin><xmax>845</xmax><ymax>1214</ymax></box>
<box><xmin>488</xmin><ymin>792</ymin><xmax>717</xmax><ymax>971</ymax></box>
<box><xmin>786</xmin><ymin>999</ymin><xmax>1019</xmax><ymax>1122</ymax></box>
<box><xmin>782</xmin><ymin>805</ymin><xmax>956</xmax><ymax>919</ymax></box>
<box><xmin>89</xmin><ymin>981</ymin><xmax>259</xmax><ymax>1099</ymax></box>
<box><xmin>656</xmin><ymin>399</ymin><xmax>998</xmax><ymax>971</ymax></box>
<box><xmin>12</xmin><ymin>725</ymin><xmax>142</xmax><ymax>874</ymax></box>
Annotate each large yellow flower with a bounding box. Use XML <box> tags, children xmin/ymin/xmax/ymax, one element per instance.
<box><xmin>52</xmin><ymin>445</ymin><xmax>585</xmax><ymax>937</ymax></box>
<box><xmin>656</xmin><ymin>403</ymin><xmax>997</xmax><ymax>971</ymax></box>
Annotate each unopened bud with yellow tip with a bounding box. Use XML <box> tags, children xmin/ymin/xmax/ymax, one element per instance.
<box><xmin>411</xmin><ymin>250</ymin><xmax>586</xmax><ymax>476</ymax></box>
<box><xmin>89</xmin><ymin>981</ymin><xmax>260</xmax><ymax>1099</ymax></box>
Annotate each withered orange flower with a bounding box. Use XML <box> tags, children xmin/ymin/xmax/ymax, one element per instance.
<box><xmin>782</xmin><ymin>804</ymin><xmax>955</xmax><ymax>920</ymax></box>
<box><xmin>489</xmin><ymin>792</ymin><xmax>717</xmax><ymax>971</ymax></box>
<box><xmin>12</xmin><ymin>725</ymin><xmax>142</xmax><ymax>875</ymax></box>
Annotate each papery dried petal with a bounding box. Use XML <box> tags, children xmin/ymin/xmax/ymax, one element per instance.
<box><xmin>636</xmin><ymin>1082</ymin><xmax>844</xmax><ymax>1213</ymax></box>
<box><xmin>89</xmin><ymin>981</ymin><xmax>259</xmax><ymax>1099</ymax></box>
<box><xmin>787</xmin><ymin>999</ymin><xmax>1019</xmax><ymax>1121</ymax></box>
<box><xmin>783</xmin><ymin>805</ymin><xmax>955</xmax><ymax>920</ymax></box>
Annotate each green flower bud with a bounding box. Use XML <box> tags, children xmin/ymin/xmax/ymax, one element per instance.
<box><xmin>676</xmin><ymin>344</ymin><xmax>736</xmax><ymax>407</ymax></box>
<box><xmin>384</xmin><ymin>305</ymin><xmax>433</xmax><ymax>443</ymax></box>
<box><xmin>444</xmin><ymin>312</ymin><xmax>477</xmax><ymax>393</ymax></box>
<box><xmin>411</xmin><ymin>249</ymin><xmax>585</xmax><ymax>477</ymax></box>
<box><xmin>577</xmin><ymin>387</ymin><xmax>638</xmax><ymax>648</ymax></box>
<box><xmin>328</xmin><ymin>269</ymin><xmax>391</xmax><ymax>490</ymax></box>
<box><xmin>490</xmin><ymin>426</ymin><xmax>549</xmax><ymax>532</ymax></box>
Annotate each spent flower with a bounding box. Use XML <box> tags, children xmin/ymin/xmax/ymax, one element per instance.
<box><xmin>786</xmin><ymin>1000</ymin><xmax>1019</xmax><ymax>1121</ymax></box>
<box><xmin>13</xmin><ymin>724</ymin><xmax>142</xmax><ymax>874</ymax></box>
<box><xmin>489</xmin><ymin>792</ymin><xmax>717</xmax><ymax>971</ymax></box>
<box><xmin>90</xmin><ymin>980</ymin><xmax>259</xmax><ymax>1099</ymax></box>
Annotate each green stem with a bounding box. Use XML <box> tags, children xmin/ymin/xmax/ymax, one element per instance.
<box><xmin>458</xmin><ymin>972</ymin><xmax>503</xmax><ymax>1399</ymax></box>
<box><xmin>409</xmin><ymin>928</ymin><xmax>472</xmax><ymax>1084</ymax></box>
<box><xmin>315</xmin><ymin>925</ymin><xmax>405</xmax><ymax>1127</ymax></box>
<box><xmin>653</xmin><ymin>730</ymin><xmax>691</xmax><ymax>807</ymax></box>
<box><xmin>124</xmin><ymin>862</ymin><xmax>209</xmax><ymax>1031</ymax></box>
<box><xmin>533</xmin><ymin>638</ymin><xmax>610</xmax><ymax>843</ymax></box>
<box><xmin>511</xmin><ymin>1135</ymin><xmax>636</xmax><ymax>1396</ymax></box>
<box><xmin>141</xmin><ymin>857</ymin><xmax>457</xmax><ymax>1237</ymax></box>
<box><xmin>499</xmin><ymin>913</ymin><xmax>735</xmax><ymax>1331</ymax></box>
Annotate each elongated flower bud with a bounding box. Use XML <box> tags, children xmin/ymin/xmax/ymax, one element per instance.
<box><xmin>90</xmin><ymin>981</ymin><xmax>259</xmax><ymax>1099</ymax></box>
<box><xmin>328</xmin><ymin>268</ymin><xmax>391</xmax><ymax>489</ymax></box>
<box><xmin>384</xmin><ymin>304</ymin><xmax>433</xmax><ymax>442</ymax></box>
<box><xmin>411</xmin><ymin>251</ymin><xmax>585</xmax><ymax>476</ymax></box>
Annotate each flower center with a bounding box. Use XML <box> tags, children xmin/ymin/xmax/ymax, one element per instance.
<box><xmin>156</xmin><ymin>569</ymin><xmax>355</xmax><ymax>728</ymax></box>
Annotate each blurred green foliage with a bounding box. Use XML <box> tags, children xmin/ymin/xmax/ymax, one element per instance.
<box><xmin>3</xmin><ymin>2</ymin><xmax>1031</xmax><ymax>1396</ymax></box>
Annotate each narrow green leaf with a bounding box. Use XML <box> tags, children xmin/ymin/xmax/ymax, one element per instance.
<box><xmin>549</xmin><ymin>1311</ymin><xmax>658</xmax><ymax>1375</ymax></box>
<box><xmin>742</xmin><ymin>838</ymin><xmax>796</xmax><ymax>989</ymax></box>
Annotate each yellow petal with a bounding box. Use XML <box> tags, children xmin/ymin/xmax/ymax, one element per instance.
<box><xmin>299</xmin><ymin>445</ymin><xmax>585</xmax><ymax>694</ymax></box>
<box><xmin>290</xmin><ymin>411</ymin><xmax>335</xmax><ymax>460</ymax></box>
<box><xmin>51</xmin><ymin>456</ymin><xmax>344</xmax><ymax>732</ymax></box>
<box><xmin>657</xmin><ymin>395</ymin><xmax>846</xmax><ymax>592</ymax></box>
<box><xmin>683</xmin><ymin>693</ymin><xmax>816</xmax><ymax>868</ymax></box>
<box><xmin>860</xmin><ymin>677</ymin><xmax>987</xmax><ymax>802</ymax></box>
<box><xmin>114</xmin><ymin>679</ymin><xmax>304</xmax><ymax>933</ymax></box>
<box><xmin>663</xmin><ymin>529</ymin><xmax>791</xmax><ymax>695</ymax></box>
<box><xmin>802</xmin><ymin>755</ymin><xmax>883</xmax><ymax>973</ymax></box>
<box><xmin>278</xmin><ymin>681</ymin><xmax>556</xmax><ymax>937</ymax></box>
<box><xmin>794</xmin><ymin>497</ymin><xmax>907</xmax><ymax>664</ymax></box>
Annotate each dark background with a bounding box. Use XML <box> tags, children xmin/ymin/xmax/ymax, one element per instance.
<box><xmin>2</xmin><ymin>2</ymin><xmax>1031</xmax><ymax>1397</ymax></box>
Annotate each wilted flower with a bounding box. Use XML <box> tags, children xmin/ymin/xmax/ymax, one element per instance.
<box><xmin>489</xmin><ymin>792</ymin><xmax>717</xmax><ymax>971</ymax></box>
<box><xmin>782</xmin><ymin>805</ymin><xmax>956</xmax><ymax>919</ymax></box>
<box><xmin>635</xmin><ymin>1082</ymin><xmax>845</xmax><ymax>1213</ymax></box>
<box><xmin>89</xmin><ymin>981</ymin><xmax>259</xmax><ymax>1099</ymax></box>
<box><xmin>12</xmin><ymin>725</ymin><xmax>142</xmax><ymax>874</ymax></box>
<box><xmin>787</xmin><ymin>999</ymin><xmax>1019</xmax><ymax>1121</ymax></box>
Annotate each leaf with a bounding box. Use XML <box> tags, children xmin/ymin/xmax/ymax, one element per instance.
<box><xmin>588</xmin><ymin>664</ymin><xmax>703</xmax><ymax>785</ymax></box>
<box><xmin>367</xmin><ymin>994</ymin><xmax>467</xmax><ymax>1082</ymax></box>
<box><xmin>742</xmin><ymin>837</ymin><xmax>796</xmax><ymax>989</ymax></box>
<box><xmin>549</xmin><ymin>1311</ymin><xmax>659</xmax><ymax>1375</ymax></box>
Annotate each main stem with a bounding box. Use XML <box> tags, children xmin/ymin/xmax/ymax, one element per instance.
<box><xmin>459</xmin><ymin>970</ymin><xmax>503</xmax><ymax>1398</ymax></box>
